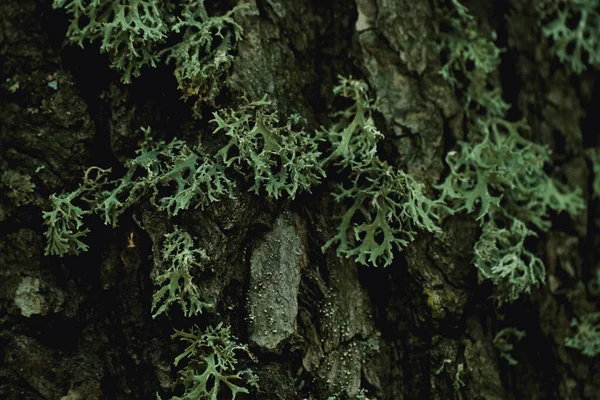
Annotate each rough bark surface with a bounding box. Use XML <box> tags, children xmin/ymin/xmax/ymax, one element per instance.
<box><xmin>0</xmin><ymin>1</ymin><xmax>598</xmax><ymax>399</ymax></box>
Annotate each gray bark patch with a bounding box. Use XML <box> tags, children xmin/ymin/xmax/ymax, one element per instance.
<box><xmin>248</xmin><ymin>211</ymin><xmax>302</xmax><ymax>351</ymax></box>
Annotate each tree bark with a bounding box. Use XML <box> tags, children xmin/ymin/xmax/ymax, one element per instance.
<box><xmin>1</xmin><ymin>1</ymin><xmax>598</xmax><ymax>399</ymax></box>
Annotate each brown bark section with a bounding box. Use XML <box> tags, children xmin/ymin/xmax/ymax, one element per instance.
<box><xmin>0</xmin><ymin>1</ymin><xmax>598</xmax><ymax>399</ymax></box>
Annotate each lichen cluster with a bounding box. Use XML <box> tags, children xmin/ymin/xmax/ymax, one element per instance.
<box><xmin>40</xmin><ymin>0</ymin><xmax>600</xmax><ymax>395</ymax></box>
<box><xmin>159</xmin><ymin>323</ymin><xmax>258</xmax><ymax>400</ymax></box>
<box><xmin>53</xmin><ymin>0</ymin><xmax>246</xmax><ymax>109</ymax></box>
<box><xmin>437</xmin><ymin>0</ymin><xmax>584</xmax><ymax>304</ymax></box>
<box><xmin>319</xmin><ymin>77</ymin><xmax>447</xmax><ymax>267</ymax></box>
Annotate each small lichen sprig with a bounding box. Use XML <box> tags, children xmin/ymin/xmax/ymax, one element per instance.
<box><xmin>586</xmin><ymin>148</ymin><xmax>600</xmax><ymax>198</ymax></box>
<box><xmin>565</xmin><ymin>312</ymin><xmax>600</xmax><ymax>357</ymax></box>
<box><xmin>160</xmin><ymin>323</ymin><xmax>259</xmax><ymax>400</ymax></box>
<box><xmin>437</xmin><ymin>0</ymin><xmax>508</xmax><ymax>118</ymax></box>
<box><xmin>493</xmin><ymin>327</ymin><xmax>526</xmax><ymax>365</ymax></box>
<box><xmin>436</xmin><ymin>1</ymin><xmax>586</xmax><ymax>305</ymax></box>
<box><xmin>319</xmin><ymin>76</ymin><xmax>383</xmax><ymax>170</ymax></box>
<box><xmin>323</xmin><ymin>162</ymin><xmax>447</xmax><ymax>267</ymax></box>
<box><xmin>538</xmin><ymin>0</ymin><xmax>600</xmax><ymax>74</ymax></box>
<box><xmin>438</xmin><ymin>1</ymin><xmax>503</xmax><ymax>87</ymax></box>
<box><xmin>436</xmin><ymin>118</ymin><xmax>532</xmax><ymax>220</ymax></box>
<box><xmin>474</xmin><ymin>218</ymin><xmax>546</xmax><ymax>305</ymax></box>
<box><xmin>438</xmin><ymin>116</ymin><xmax>583</xmax><ymax>303</ymax></box>
<box><xmin>163</xmin><ymin>0</ymin><xmax>247</xmax><ymax>109</ymax></box>
<box><xmin>43</xmin><ymin>167</ymin><xmax>111</xmax><ymax>256</ymax></box>
<box><xmin>53</xmin><ymin>0</ymin><xmax>168</xmax><ymax>83</ymax></box>
<box><xmin>211</xmin><ymin>96</ymin><xmax>325</xmax><ymax>199</ymax></box>
<box><xmin>43</xmin><ymin>190</ymin><xmax>90</xmax><ymax>257</ymax></box>
<box><xmin>151</xmin><ymin>226</ymin><xmax>211</xmax><ymax>318</ymax></box>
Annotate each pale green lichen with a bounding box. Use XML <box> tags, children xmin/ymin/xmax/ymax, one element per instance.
<box><xmin>565</xmin><ymin>312</ymin><xmax>600</xmax><ymax>357</ymax></box>
<box><xmin>43</xmin><ymin>191</ymin><xmax>91</xmax><ymax>257</ymax></box>
<box><xmin>474</xmin><ymin>218</ymin><xmax>546</xmax><ymax>305</ymax></box>
<box><xmin>163</xmin><ymin>0</ymin><xmax>246</xmax><ymax>110</ymax></box>
<box><xmin>323</xmin><ymin>163</ymin><xmax>445</xmax><ymax>267</ymax></box>
<box><xmin>96</xmin><ymin>128</ymin><xmax>234</xmax><ymax>225</ymax></box>
<box><xmin>320</xmin><ymin>76</ymin><xmax>383</xmax><ymax>170</ymax></box>
<box><xmin>211</xmin><ymin>96</ymin><xmax>325</xmax><ymax>199</ymax></box>
<box><xmin>319</xmin><ymin>77</ymin><xmax>447</xmax><ymax>267</ymax></box>
<box><xmin>43</xmin><ymin>128</ymin><xmax>233</xmax><ymax>256</ymax></box>
<box><xmin>53</xmin><ymin>0</ymin><xmax>168</xmax><ymax>83</ymax></box>
<box><xmin>42</xmin><ymin>167</ymin><xmax>109</xmax><ymax>256</ymax></box>
<box><xmin>439</xmin><ymin>3</ymin><xmax>503</xmax><ymax>86</ymax></box>
<box><xmin>161</xmin><ymin>323</ymin><xmax>258</xmax><ymax>400</ymax></box>
<box><xmin>151</xmin><ymin>226</ymin><xmax>211</xmax><ymax>318</ymax></box>
<box><xmin>493</xmin><ymin>327</ymin><xmax>526</xmax><ymax>365</ymax></box>
<box><xmin>437</xmin><ymin>117</ymin><xmax>584</xmax><ymax>229</ymax></box>
<box><xmin>587</xmin><ymin>148</ymin><xmax>600</xmax><ymax>198</ymax></box>
<box><xmin>539</xmin><ymin>0</ymin><xmax>600</xmax><ymax>73</ymax></box>
<box><xmin>437</xmin><ymin>116</ymin><xmax>583</xmax><ymax>304</ymax></box>
<box><xmin>438</xmin><ymin>0</ymin><xmax>508</xmax><ymax>118</ymax></box>
<box><xmin>53</xmin><ymin>0</ymin><xmax>245</xmax><ymax>101</ymax></box>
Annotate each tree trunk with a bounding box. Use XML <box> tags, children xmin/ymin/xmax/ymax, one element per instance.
<box><xmin>1</xmin><ymin>1</ymin><xmax>598</xmax><ymax>399</ymax></box>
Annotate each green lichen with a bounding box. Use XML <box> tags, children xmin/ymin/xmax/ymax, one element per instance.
<box><xmin>53</xmin><ymin>0</ymin><xmax>168</xmax><ymax>83</ymax></box>
<box><xmin>437</xmin><ymin>117</ymin><xmax>584</xmax><ymax>230</ymax></box>
<box><xmin>474</xmin><ymin>219</ymin><xmax>545</xmax><ymax>305</ymax></box>
<box><xmin>211</xmin><ymin>96</ymin><xmax>325</xmax><ymax>199</ymax></box>
<box><xmin>439</xmin><ymin>2</ymin><xmax>502</xmax><ymax>86</ymax></box>
<box><xmin>320</xmin><ymin>77</ymin><xmax>447</xmax><ymax>267</ymax></box>
<box><xmin>163</xmin><ymin>0</ymin><xmax>246</xmax><ymax>110</ymax></box>
<box><xmin>438</xmin><ymin>0</ymin><xmax>509</xmax><ymax>118</ymax></box>
<box><xmin>162</xmin><ymin>323</ymin><xmax>258</xmax><ymax>400</ymax></box>
<box><xmin>320</xmin><ymin>76</ymin><xmax>383</xmax><ymax>170</ymax></box>
<box><xmin>538</xmin><ymin>0</ymin><xmax>600</xmax><ymax>73</ymax></box>
<box><xmin>323</xmin><ymin>163</ymin><xmax>445</xmax><ymax>267</ymax></box>
<box><xmin>53</xmin><ymin>0</ymin><xmax>245</xmax><ymax>100</ymax></box>
<box><xmin>437</xmin><ymin>117</ymin><xmax>583</xmax><ymax>303</ymax></box>
<box><xmin>493</xmin><ymin>327</ymin><xmax>526</xmax><ymax>365</ymax></box>
<box><xmin>437</xmin><ymin>0</ymin><xmax>585</xmax><ymax>304</ymax></box>
<box><xmin>43</xmin><ymin>191</ymin><xmax>91</xmax><ymax>257</ymax></box>
<box><xmin>566</xmin><ymin>312</ymin><xmax>600</xmax><ymax>357</ymax></box>
<box><xmin>587</xmin><ymin>148</ymin><xmax>600</xmax><ymax>198</ymax></box>
<box><xmin>42</xmin><ymin>167</ymin><xmax>110</xmax><ymax>256</ymax></box>
<box><xmin>43</xmin><ymin>128</ymin><xmax>233</xmax><ymax>256</ymax></box>
<box><xmin>96</xmin><ymin>128</ymin><xmax>234</xmax><ymax>225</ymax></box>
<box><xmin>151</xmin><ymin>226</ymin><xmax>211</xmax><ymax>318</ymax></box>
